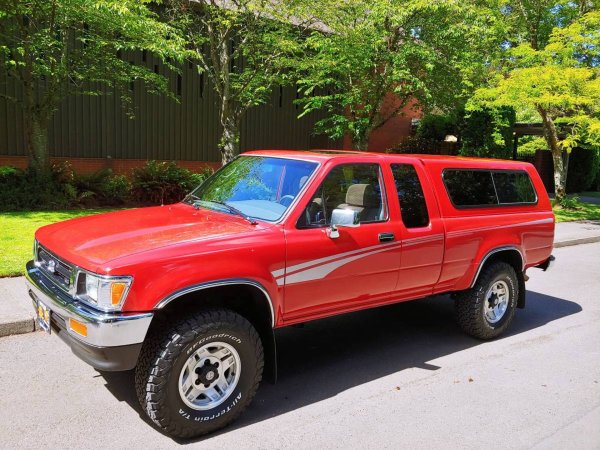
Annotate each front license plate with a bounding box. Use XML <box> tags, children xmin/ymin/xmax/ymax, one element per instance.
<box><xmin>36</xmin><ymin>299</ymin><xmax>51</xmax><ymax>334</ymax></box>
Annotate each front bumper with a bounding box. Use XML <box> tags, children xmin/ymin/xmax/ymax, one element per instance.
<box><xmin>25</xmin><ymin>260</ymin><xmax>153</xmax><ymax>371</ymax></box>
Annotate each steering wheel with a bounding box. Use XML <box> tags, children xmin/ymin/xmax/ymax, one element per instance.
<box><xmin>278</xmin><ymin>195</ymin><xmax>295</xmax><ymax>207</ymax></box>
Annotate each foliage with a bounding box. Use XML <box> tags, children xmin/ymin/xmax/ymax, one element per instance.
<box><xmin>556</xmin><ymin>194</ymin><xmax>580</xmax><ymax>210</ymax></box>
<box><xmin>131</xmin><ymin>161</ymin><xmax>213</xmax><ymax>205</ymax></box>
<box><xmin>459</xmin><ymin>106</ymin><xmax>516</xmax><ymax>159</ymax></box>
<box><xmin>72</xmin><ymin>169</ymin><xmax>131</xmax><ymax>205</ymax></box>
<box><xmin>518</xmin><ymin>137</ymin><xmax>549</xmax><ymax>156</ymax></box>
<box><xmin>0</xmin><ymin>0</ymin><xmax>189</xmax><ymax>170</ymax></box>
<box><xmin>389</xmin><ymin>137</ymin><xmax>453</xmax><ymax>155</ymax></box>
<box><xmin>0</xmin><ymin>209</ymin><xmax>117</xmax><ymax>277</ymax></box>
<box><xmin>416</xmin><ymin>114</ymin><xmax>458</xmax><ymax>141</ymax></box>
<box><xmin>566</xmin><ymin>147</ymin><xmax>600</xmax><ymax>194</ymax></box>
<box><xmin>291</xmin><ymin>0</ymin><xmax>503</xmax><ymax>149</ymax></box>
<box><xmin>469</xmin><ymin>8</ymin><xmax>600</xmax><ymax>201</ymax></box>
<box><xmin>0</xmin><ymin>161</ymin><xmax>212</xmax><ymax>210</ymax></box>
<box><xmin>165</xmin><ymin>0</ymin><xmax>303</xmax><ymax>163</ymax></box>
<box><xmin>0</xmin><ymin>165</ymin><xmax>73</xmax><ymax>211</ymax></box>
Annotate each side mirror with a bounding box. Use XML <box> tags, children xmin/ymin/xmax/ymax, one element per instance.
<box><xmin>328</xmin><ymin>209</ymin><xmax>359</xmax><ymax>238</ymax></box>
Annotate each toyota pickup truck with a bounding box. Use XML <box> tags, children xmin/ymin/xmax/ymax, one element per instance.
<box><xmin>25</xmin><ymin>150</ymin><xmax>555</xmax><ymax>438</ymax></box>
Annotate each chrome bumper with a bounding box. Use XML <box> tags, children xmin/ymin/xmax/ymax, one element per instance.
<box><xmin>25</xmin><ymin>260</ymin><xmax>153</xmax><ymax>370</ymax></box>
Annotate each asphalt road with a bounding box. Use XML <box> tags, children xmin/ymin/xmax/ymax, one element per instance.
<box><xmin>1</xmin><ymin>243</ymin><xmax>599</xmax><ymax>449</ymax></box>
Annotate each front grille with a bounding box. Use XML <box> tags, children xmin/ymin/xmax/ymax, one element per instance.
<box><xmin>37</xmin><ymin>245</ymin><xmax>73</xmax><ymax>292</ymax></box>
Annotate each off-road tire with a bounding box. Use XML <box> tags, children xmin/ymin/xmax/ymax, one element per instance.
<box><xmin>455</xmin><ymin>261</ymin><xmax>518</xmax><ymax>340</ymax></box>
<box><xmin>135</xmin><ymin>308</ymin><xmax>264</xmax><ymax>439</ymax></box>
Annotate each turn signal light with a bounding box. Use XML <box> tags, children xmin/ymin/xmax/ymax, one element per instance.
<box><xmin>69</xmin><ymin>318</ymin><xmax>88</xmax><ymax>337</ymax></box>
<box><xmin>110</xmin><ymin>282</ymin><xmax>127</xmax><ymax>306</ymax></box>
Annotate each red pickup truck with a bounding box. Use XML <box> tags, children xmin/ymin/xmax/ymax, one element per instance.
<box><xmin>26</xmin><ymin>150</ymin><xmax>554</xmax><ymax>438</ymax></box>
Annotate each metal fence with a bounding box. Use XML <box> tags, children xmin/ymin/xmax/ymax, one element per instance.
<box><xmin>0</xmin><ymin>51</ymin><xmax>337</xmax><ymax>162</ymax></box>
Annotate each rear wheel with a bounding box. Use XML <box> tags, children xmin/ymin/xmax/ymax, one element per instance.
<box><xmin>135</xmin><ymin>309</ymin><xmax>264</xmax><ymax>439</ymax></box>
<box><xmin>455</xmin><ymin>261</ymin><xmax>518</xmax><ymax>340</ymax></box>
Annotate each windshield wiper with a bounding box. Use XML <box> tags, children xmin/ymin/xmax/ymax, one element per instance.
<box><xmin>192</xmin><ymin>199</ymin><xmax>258</xmax><ymax>225</ymax></box>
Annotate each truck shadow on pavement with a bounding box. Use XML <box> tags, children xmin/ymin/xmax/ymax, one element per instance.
<box><xmin>99</xmin><ymin>290</ymin><xmax>581</xmax><ymax>443</ymax></box>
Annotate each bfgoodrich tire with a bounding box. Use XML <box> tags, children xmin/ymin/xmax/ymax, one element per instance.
<box><xmin>455</xmin><ymin>261</ymin><xmax>518</xmax><ymax>340</ymax></box>
<box><xmin>135</xmin><ymin>309</ymin><xmax>264</xmax><ymax>439</ymax></box>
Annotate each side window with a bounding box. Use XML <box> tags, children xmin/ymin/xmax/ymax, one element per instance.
<box><xmin>443</xmin><ymin>169</ymin><xmax>538</xmax><ymax>208</ymax></box>
<box><xmin>297</xmin><ymin>163</ymin><xmax>386</xmax><ymax>228</ymax></box>
<box><xmin>443</xmin><ymin>170</ymin><xmax>497</xmax><ymax>207</ymax></box>
<box><xmin>391</xmin><ymin>164</ymin><xmax>429</xmax><ymax>228</ymax></box>
<box><xmin>493</xmin><ymin>171</ymin><xmax>537</xmax><ymax>204</ymax></box>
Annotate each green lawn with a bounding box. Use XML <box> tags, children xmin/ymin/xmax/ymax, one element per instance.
<box><xmin>0</xmin><ymin>209</ymin><xmax>117</xmax><ymax>277</ymax></box>
<box><xmin>554</xmin><ymin>202</ymin><xmax>600</xmax><ymax>222</ymax></box>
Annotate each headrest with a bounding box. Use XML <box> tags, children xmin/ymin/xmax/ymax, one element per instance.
<box><xmin>345</xmin><ymin>184</ymin><xmax>379</xmax><ymax>207</ymax></box>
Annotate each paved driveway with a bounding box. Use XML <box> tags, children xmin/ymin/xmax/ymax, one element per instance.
<box><xmin>1</xmin><ymin>243</ymin><xmax>599</xmax><ymax>449</ymax></box>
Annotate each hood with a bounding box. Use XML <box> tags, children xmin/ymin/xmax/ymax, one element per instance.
<box><xmin>35</xmin><ymin>203</ymin><xmax>267</xmax><ymax>270</ymax></box>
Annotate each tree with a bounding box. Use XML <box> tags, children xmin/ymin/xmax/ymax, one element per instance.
<box><xmin>165</xmin><ymin>0</ymin><xmax>303</xmax><ymax>165</ymax></box>
<box><xmin>471</xmin><ymin>10</ymin><xmax>600</xmax><ymax>202</ymax></box>
<box><xmin>0</xmin><ymin>0</ymin><xmax>187</xmax><ymax>172</ymax></box>
<box><xmin>291</xmin><ymin>0</ymin><xmax>502</xmax><ymax>150</ymax></box>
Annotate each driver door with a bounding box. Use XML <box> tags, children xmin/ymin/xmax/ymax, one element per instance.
<box><xmin>281</xmin><ymin>162</ymin><xmax>402</xmax><ymax>322</ymax></box>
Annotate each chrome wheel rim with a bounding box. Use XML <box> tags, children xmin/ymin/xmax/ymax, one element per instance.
<box><xmin>178</xmin><ymin>342</ymin><xmax>241</xmax><ymax>411</ymax></box>
<box><xmin>484</xmin><ymin>280</ymin><xmax>510</xmax><ymax>324</ymax></box>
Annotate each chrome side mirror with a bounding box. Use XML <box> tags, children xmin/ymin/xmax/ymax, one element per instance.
<box><xmin>328</xmin><ymin>209</ymin><xmax>360</xmax><ymax>239</ymax></box>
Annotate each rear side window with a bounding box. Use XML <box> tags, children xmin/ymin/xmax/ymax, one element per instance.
<box><xmin>493</xmin><ymin>171</ymin><xmax>537</xmax><ymax>204</ymax></box>
<box><xmin>443</xmin><ymin>169</ymin><xmax>537</xmax><ymax>208</ymax></box>
<box><xmin>391</xmin><ymin>164</ymin><xmax>429</xmax><ymax>228</ymax></box>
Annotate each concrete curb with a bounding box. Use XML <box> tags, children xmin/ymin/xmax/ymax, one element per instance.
<box><xmin>554</xmin><ymin>236</ymin><xmax>600</xmax><ymax>248</ymax></box>
<box><xmin>1</xmin><ymin>235</ymin><xmax>600</xmax><ymax>340</ymax></box>
<box><xmin>0</xmin><ymin>317</ymin><xmax>37</xmax><ymax>338</ymax></box>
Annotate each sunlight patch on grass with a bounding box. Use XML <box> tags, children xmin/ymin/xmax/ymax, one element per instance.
<box><xmin>553</xmin><ymin>202</ymin><xmax>600</xmax><ymax>222</ymax></box>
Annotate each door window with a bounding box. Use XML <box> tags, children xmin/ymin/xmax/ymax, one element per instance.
<box><xmin>391</xmin><ymin>164</ymin><xmax>430</xmax><ymax>228</ymax></box>
<box><xmin>297</xmin><ymin>163</ymin><xmax>386</xmax><ymax>228</ymax></box>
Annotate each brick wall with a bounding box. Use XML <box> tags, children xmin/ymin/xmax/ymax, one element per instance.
<box><xmin>0</xmin><ymin>156</ymin><xmax>221</xmax><ymax>175</ymax></box>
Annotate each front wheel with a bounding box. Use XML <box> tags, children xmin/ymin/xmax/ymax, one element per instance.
<box><xmin>135</xmin><ymin>309</ymin><xmax>264</xmax><ymax>439</ymax></box>
<box><xmin>455</xmin><ymin>261</ymin><xmax>518</xmax><ymax>340</ymax></box>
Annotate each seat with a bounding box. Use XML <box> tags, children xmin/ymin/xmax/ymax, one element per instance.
<box><xmin>337</xmin><ymin>183</ymin><xmax>382</xmax><ymax>222</ymax></box>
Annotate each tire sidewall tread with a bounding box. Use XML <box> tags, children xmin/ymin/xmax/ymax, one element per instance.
<box><xmin>135</xmin><ymin>308</ymin><xmax>264</xmax><ymax>439</ymax></box>
<box><xmin>455</xmin><ymin>261</ymin><xmax>518</xmax><ymax>340</ymax></box>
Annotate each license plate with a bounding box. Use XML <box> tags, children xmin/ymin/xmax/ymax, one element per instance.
<box><xmin>36</xmin><ymin>299</ymin><xmax>51</xmax><ymax>334</ymax></box>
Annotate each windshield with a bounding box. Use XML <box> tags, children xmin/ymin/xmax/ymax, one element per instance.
<box><xmin>185</xmin><ymin>156</ymin><xmax>319</xmax><ymax>222</ymax></box>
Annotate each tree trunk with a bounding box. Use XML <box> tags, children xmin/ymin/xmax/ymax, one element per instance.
<box><xmin>24</xmin><ymin>111</ymin><xmax>50</xmax><ymax>173</ymax></box>
<box><xmin>29</xmin><ymin>117</ymin><xmax>50</xmax><ymax>172</ymax></box>
<box><xmin>352</xmin><ymin>128</ymin><xmax>371</xmax><ymax>151</ymax></box>
<box><xmin>22</xmin><ymin>74</ymin><xmax>51</xmax><ymax>173</ymax></box>
<box><xmin>538</xmin><ymin>107</ymin><xmax>566</xmax><ymax>203</ymax></box>
<box><xmin>219</xmin><ymin>101</ymin><xmax>241</xmax><ymax>165</ymax></box>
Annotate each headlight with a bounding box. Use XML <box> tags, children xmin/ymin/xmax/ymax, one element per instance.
<box><xmin>76</xmin><ymin>271</ymin><xmax>133</xmax><ymax>312</ymax></box>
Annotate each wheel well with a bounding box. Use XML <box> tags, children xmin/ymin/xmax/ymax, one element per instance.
<box><xmin>148</xmin><ymin>284</ymin><xmax>277</xmax><ymax>383</ymax></box>
<box><xmin>473</xmin><ymin>248</ymin><xmax>526</xmax><ymax>309</ymax></box>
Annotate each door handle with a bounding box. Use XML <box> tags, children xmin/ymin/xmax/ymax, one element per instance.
<box><xmin>378</xmin><ymin>232</ymin><xmax>395</xmax><ymax>242</ymax></box>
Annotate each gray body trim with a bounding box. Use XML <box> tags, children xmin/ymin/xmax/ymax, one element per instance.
<box><xmin>469</xmin><ymin>246</ymin><xmax>525</xmax><ymax>288</ymax></box>
<box><xmin>155</xmin><ymin>279</ymin><xmax>275</xmax><ymax>327</ymax></box>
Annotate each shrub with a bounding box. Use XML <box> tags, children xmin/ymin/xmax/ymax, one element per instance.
<box><xmin>72</xmin><ymin>169</ymin><xmax>131</xmax><ymax>206</ymax></box>
<box><xmin>557</xmin><ymin>195</ymin><xmax>580</xmax><ymax>210</ymax></box>
<box><xmin>416</xmin><ymin>114</ymin><xmax>457</xmax><ymax>141</ymax></box>
<box><xmin>389</xmin><ymin>137</ymin><xmax>450</xmax><ymax>155</ymax></box>
<box><xmin>459</xmin><ymin>106</ymin><xmax>516</xmax><ymax>159</ymax></box>
<box><xmin>566</xmin><ymin>147</ymin><xmax>600</xmax><ymax>194</ymax></box>
<box><xmin>131</xmin><ymin>161</ymin><xmax>213</xmax><ymax>205</ymax></box>
<box><xmin>0</xmin><ymin>165</ymin><xmax>74</xmax><ymax>211</ymax></box>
